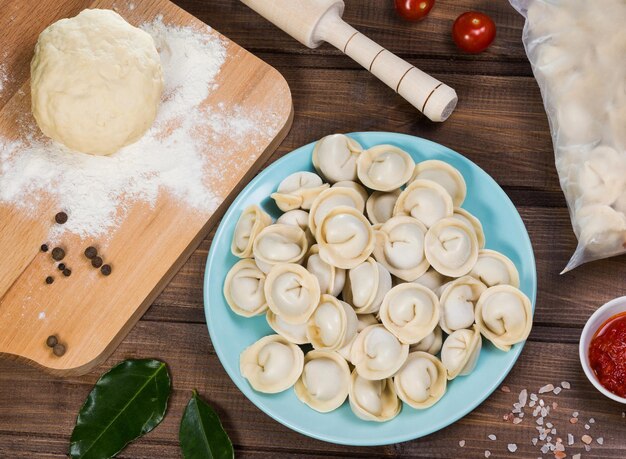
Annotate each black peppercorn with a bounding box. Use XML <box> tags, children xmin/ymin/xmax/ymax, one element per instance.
<box><xmin>84</xmin><ymin>246</ymin><xmax>97</xmax><ymax>259</ymax></box>
<box><xmin>58</xmin><ymin>263</ymin><xmax>66</xmax><ymax>271</ymax></box>
<box><xmin>91</xmin><ymin>256</ymin><xmax>103</xmax><ymax>268</ymax></box>
<box><xmin>41</xmin><ymin>244</ymin><xmax>49</xmax><ymax>252</ymax></box>
<box><xmin>51</xmin><ymin>247</ymin><xmax>65</xmax><ymax>261</ymax></box>
<box><xmin>62</xmin><ymin>268</ymin><xmax>71</xmax><ymax>277</ymax></box>
<box><xmin>46</xmin><ymin>335</ymin><xmax>58</xmax><ymax>348</ymax></box>
<box><xmin>45</xmin><ymin>276</ymin><xmax>54</xmax><ymax>285</ymax></box>
<box><xmin>101</xmin><ymin>264</ymin><xmax>112</xmax><ymax>276</ymax></box>
<box><xmin>55</xmin><ymin>212</ymin><xmax>68</xmax><ymax>224</ymax></box>
<box><xmin>53</xmin><ymin>343</ymin><xmax>66</xmax><ymax>357</ymax></box>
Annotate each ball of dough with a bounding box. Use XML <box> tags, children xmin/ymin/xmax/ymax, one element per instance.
<box><xmin>30</xmin><ymin>9</ymin><xmax>163</xmax><ymax>156</ymax></box>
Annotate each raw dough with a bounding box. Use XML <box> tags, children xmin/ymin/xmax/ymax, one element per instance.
<box><xmin>30</xmin><ymin>9</ymin><xmax>163</xmax><ymax>155</ymax></box>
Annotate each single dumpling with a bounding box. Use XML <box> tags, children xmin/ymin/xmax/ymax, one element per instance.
<box><xmin>271</xmin><ymin>171</ymin><xmax>329</xmax><ymax>212</ymax></box>
<box><xmin>475</xmin><ymin>285</ymin><xmax>533</xmax><ymax>351</ymax></box>
<box><xmin>332</xmin><ymin>180</ymin><xmax>369</xmax><ymax>203</ymax></box>
<box><xmin>266</xmin><ymin>310</ymin><xmax>309</xmax><ymax>344</ymax></box>
<box><xmin>393</xmin><ymin>179</ymin><xmax>453</xmax><ymax>228</ymax></box>
<box><xmin>350</xmin><ymin>324</ymin><xmax>409</xmax><ymax>380</ymax></box>
<box><xmin>379</xmin><ymin>283</ymin><xmax>440</xmax><ymax>344</ymax></box>
<box><xmin>342</xmin><ymin>257</ymin><xmax>392</xmax><ymax>314</ymax></box>
<box><xmin>441</xmin><ymin>324</ymin><xmax>482</xmax><ymax>379</ymax></box>
<box><xmin>411</xmin><ymin>160</ymin><xmax>467</xmax><ymax>207</ymax></box>
<box><xmin>337</xmin><ymin>313</ymin><xmax>379</xmax><ymax>363</ymax></box>
<box><xmin>348</xmin><ymin>369</ymin><xmax>401</xmax><ymax>422</ymax></box>
<box><xmin>305</xmin><ymin>244</ymin><xmax>346</xmax><ymax>297</ymax></box>
<box><xmin>308</xmin><ymin>187</ymin><xmax>366</xmax><ymax>236</ymax></box>
<box><xmin>264</xmin><ymin>263</ymin><xmax>321</xmax><ymax>324</ymax></box>
<box><xmin>410</xmin><ymin>268</ymin><xmax>450</xmax><ymax>293</ymax></box>
<box><xmin>316</xmin><ymin>206</ymin><xmax>375</xmax><ymax>269</ymax></box>
<box><xmin>409</xmin><ymin>326</ymin><xmax>443</xmax><ymax>355</ymax></box>
<box><xmin>223</xmin><ymin>259</ymin><xmax>267</xmax><ymax>317</ymax></box>
<box><xmin>393</xmin><ymin>351</ymin><xmax>447</xmax><ymax>409</ymax></box>
<box><xmin>312</xmin><ymin>133</ymin><xmax>363</xmax><ymax>183</ymax></box>
<box><xmin>424</xmin><ymin>218</ymin><xmax>479</xmax><ymax>277</ymax></box>
<box><xmin>294</xmin><ymin>350</ymin><xmax>351</xmax><ymax>413</ymax></box>
<box><xmin>366</xmin><ymin>189</ymin><xmax>401</xmax><ymax>225</ymax></box>
<box><xmin>307</xmin><ymin>295</ymin><xmax>358</xmax><ymax>351</ymax></box>
<box><xmin>231</xmin><ymin>205</ymin><xmax>273</xmax><ymax>258</ymax></box>
<box><xmin>470</xmin><ymin>249</ymin><xmax>520</xmax><ymax>288</ymax></box>
<box><xmin>356</xmin><ymin>145</ymin><xmax>415</xmax><ymax>191</ymax></box>
<box><xmin>439</xmin><ymin>276</ymin><xmax>486</xmax><ymax>334</ymax></box>
<box><xmin>276</xmin><ymin>209</ymin><xmax>315</xmax><ymax>246</ymax></box>
<box><xmin>372</xmin><ymin>216</ymin><xmax>430</xmax><ymax>281</ymax></box>
<box><xmin>451</xmin><ymin>208</ymin><xmax>485</xmax><ymax>249</ymax></box>
<box><xmin>252</xmin><ymin>224</ymin><xmax>308</xmax><ymax>273</ymax></box>
<box><xmin>240</xmin><ymin>334</ymin><xmax>304</xmax><ymax>393</ymax></box>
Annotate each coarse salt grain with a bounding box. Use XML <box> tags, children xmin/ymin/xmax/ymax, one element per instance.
<box><xmin>553</xmin><ymin>387</ymin><xmax>562</xmax><ymax>395</ymax></box>
<box><xmin>597</xmin><ymin>437</ymin><xmax>604</xmax><ymax>445</ymax></box>
<box><xmin>568</xmin><ymin>433</ymin><xmax>574</xmax><ymax>445</ymax></box>
<box><xmin>531</xmin><ymin>438</ymin><xmax>538</xmax><ymax>445</ymax></box>
<box><xmin>570</xmin><ymin>417</ymin><xmax>578</xmax><ymax>424</ymax></box>
<box><xmin>508</xmin><ymin>443</ymin><xmax>518</xmax><ymax>452</ymax></box>
<box><xmin>573</xmin><ymin>411</ymin><xmax>579</xmax><ymax>417</ymax></box>
<box><xmin>585</xmin><ymin>424</ymin><xmax>590</xmax><ymax>430</ymax></box>
<box><xmin>561</xmin><ymin>381</ymin><xmax>571</xmax><ymax>389</ymax></box>
<box><xmin>484</xmin><ymin>450</ymin><xmax>491</xmax><ymax>458</ymax></box>
<box><xmin>501</xmin><ymin>385</ymin><xmax>511</xmax><ymax>393</ymax></box>
<box><xmin>519</xmin><ymin>389</ymin><xmax>528</xmax><ymax>407</ymax></box>
<box><xmin>589</xmin><ymin>417</ymin><xmax>595</xmax><ymax>424</ymax></box>
<box><xmin>554</xmin><ymin>451</ymin><xmax>566</xmax><ymax>459</ymax></box>
<box><xmin>585</xmin><ymin>444</ymin><xmax>592</xmax><ymax>452</ymax></box>
<box><xmin>488</xmin><ymin>434</ymin><xmax>497</xmax><ymax>441</ymax></box>
<box><xmin>459</xmin><ymin>440</ymin><xmax>465</xmax><ymax>447</ymax></box>
<box><xmin>573</xmin><ymin>454</ymin><xmax>581</xmax><ymax>459</ymax></box>
<box><xmin>539</xmin><ymin>384</ymin><xmax>554</xmax><ymax>394</ymax></box>
<box><xmin>582</xmin><ymin>434</ymin><xmax>593</xmax><ymax>444</ymax></box>
<box><xmin>513</xmin><ymin>417</ymin><xmax>523</xmax><ymax>424</ymax></box>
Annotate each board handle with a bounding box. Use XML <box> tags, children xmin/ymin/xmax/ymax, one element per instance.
<box><xmin>317</xmin><ymin>13</ymin><xmax>457</xmax><ymax>122</ymax></box>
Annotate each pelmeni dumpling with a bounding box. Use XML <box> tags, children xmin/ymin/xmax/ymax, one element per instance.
<box><xmin>411</xmin><ymin>268</ymin><xmax>450</xmax><ymax>293</ymax></box>
<box><xmin>372</xmin><ymin>216</ymin><xmax>430</xmax><ymax>281</ymax></box>
<box><xmin>316</xmin><ymin>206</ymin><xmax>374</xmax><ymax>269</ymax></box>
<box><xmin>276</xmin><ymin>209</ymin><xmax>315</xmax><ymax>246</ymax></box>
<box><xmin>264</xmin><ymin>263</ymin><xmax>320</xmax><ymax>324</ymax></box>
<box><xmin>342</xmin><ymin>257</ymin><xmax>392</xmax><ymax>314</ymax></box>
<box><xmin>333</xmin><ymin>180</ymin><xmax>369</xmax><ymax>203</ymax></box>
<box><xmin>294</xmin><ymin>350</ymin><xmax>351</xmax><ymax>412</ymax></box>
<box><xmin>356</xmin><ymin>145</ymin><xmax>414</xmax><ymax>192</ymax></box>
<box><xmin>379</xmin><ymin>284</ymin><xmax>440</xmax><ymax>344</ymax></box>
<box><xmin>574</xmin><ymin>205</ymin><xmax>626</xmax><ymax>255</ymax></box>
<box><xmin>351</xmin><ymin>324</ymin><xmax>409</xmax><ymax>380</ymax></box>
<box><xmin>393</xmin><ymin>352</ymin><xmax>447</xmax><ymax>409</ymax></box>
<box><xmin>312</xmin><ymin>133</ymin><xmax>363</xmax><ymax>183</ymax></box>
<box><xmin>271</xmin><ymin>172</ymin><xmax>329</xmax><ymax>211</ymax></box>
<box><xmin>439</xmin><ymin>276</ymin><xmax>486</xmax><ymax>334</ymax></box>
<box><xmin>338</xmin><ymin>313</ymin><xmax>379</xmax><ymax>362</ymax></box>
<box><xmin>475</xmin><ymin>285</ymin><xmax>533</xmax><ymax>351</ymax></box>
<box><xmin>240</xmin><ymin>334</ymin><xmax>304</xmax><ymax>393</ymax></box>
<box><xmin>409</xmin><ymin>326</ymin><xmax>443</xmax><ymax>355</ymax></box>
<box><xmin>308</xmin><ymin>187</ymin><xmax>366</xmax><ymax>236</ymax></box>
<box><xmin>307</xmin><ymin>295</ymin><xmax>358</xmax><ymax>351</ymax></box>
<box><xmin>441</xmin><ymin>324</ymin><xmax>482</xmax><ymax>379</ymax></box>
<box><xmin>424</xmin><ymin>218</ymin><xmax>479</xmax><ymax>277</ymax></box>
<box><xmin>266</xmin><ymin>310</ymin><xmax>309</xmax><ymax>344</ymax></box>
<box><xmin>393</xmin><ymin>180</ymin><xmax>453</xmax><ymax>228</ymax></box>
<box><xmin>305</xmin><ymin>244</ymin><xmax>346</xmax><ymax>297</ymax></box>
<box><xmin>470</xmin><ymin>249</ymin><xmax>520</xmax><ymax>288</ymax></box>
<box><xmin>252</xmin><ymin>224</ymin><xmax>308</xmax><ymax>273</ymax></box>
<box><xmin>349</xmin><ymin>369</ymin><xmax>401</xmax><ymax>422</ymax></box>
<box><xmin>366</xmin><ymin>190</ymin><xmax>401</xmax><ymax>225</ymax></box>
<box><xmin>224</xmin><ymin>259</ymin><xmax>267</xmax><ymax>317</ymax></box>
<box><xmin>452</xmin><ymin>208</ymin><xmax>485</xmax><ymax>249</ymax></box>
<box><xmin>231</xmin><ymin>205</ymin><xmax>272</xmax><ymax>258</ymax></box>
<box><xmin>412</xmin><ymin>160</ymin><xmax>467</xmax><ymax>207</ymax></box>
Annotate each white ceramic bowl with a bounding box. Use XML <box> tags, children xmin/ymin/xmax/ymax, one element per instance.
<box><xmin>579</xmin><ymin>296</ymin><xmax>626</xmax><ymax>404</ymax></box>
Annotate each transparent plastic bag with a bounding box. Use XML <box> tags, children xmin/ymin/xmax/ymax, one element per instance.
<box><xmin>509</xmin><ymin>0</ymin><xmax>626</xmax><ymax>272</ymax></box>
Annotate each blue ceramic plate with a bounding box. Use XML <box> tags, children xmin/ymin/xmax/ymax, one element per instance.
<box><xmin>204</xmin><ymin>132</ymin><xmax>536</xmax><ymax>446</ymax></box>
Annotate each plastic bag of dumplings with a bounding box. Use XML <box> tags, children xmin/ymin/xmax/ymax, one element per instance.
<box><xmin>509</xmin><ymin>0</ymin><xmax>626</xmax><ymax>272</ymax></box>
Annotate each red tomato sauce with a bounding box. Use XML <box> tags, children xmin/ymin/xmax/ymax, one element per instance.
<box><xmin>588</xmin><ymin>311</ymin><xmax>626</xmax><ymax>398</ymax></box>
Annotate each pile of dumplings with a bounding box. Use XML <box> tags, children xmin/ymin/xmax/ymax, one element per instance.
<box><xmin>225</xmin><ymin>133</ymin><xmax>533</xmax><ymax>422</ymax></box>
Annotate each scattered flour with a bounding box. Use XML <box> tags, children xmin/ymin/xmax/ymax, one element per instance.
<box><xmin>0</xmin><ymin>16</ymin><xmax>277</xmax><ymax>241</ymax></box>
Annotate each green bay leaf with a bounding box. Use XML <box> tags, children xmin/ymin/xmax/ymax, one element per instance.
<box><xmin>179</xmin><ymin>390</ymin><xmax>234</xmax><ymax>459</ymax></box>
<box><xmin>70</xmin><ymin>359</ymin><xmax>171</xmax><ymax>459</ymax></box>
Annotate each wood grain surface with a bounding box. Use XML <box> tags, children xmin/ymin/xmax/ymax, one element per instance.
<box><xmin>0</xmin><ymin>0</ymin><xmax>292</xmax><ymax>375</ymax></box>
<box><xmin>2</xmin><ymin>0</ymin><xmax>626</xmax><ymax>457</ymax></box>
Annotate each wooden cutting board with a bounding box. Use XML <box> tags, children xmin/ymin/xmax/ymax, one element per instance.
<box><xmin>0</xmin><ymin>0</ymin><xmax>293</xmax><ymax>376</ymax></box>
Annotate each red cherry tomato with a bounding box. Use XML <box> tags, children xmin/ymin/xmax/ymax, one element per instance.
<box><xmin>452</xmin><ymin>11</ymin><xmax>496</xmax><ymax>53</ymax></box>
<box><xmin>394</xmin><ymin>0</ymin><xmax>435</xmax><ymax>21</ymax></box>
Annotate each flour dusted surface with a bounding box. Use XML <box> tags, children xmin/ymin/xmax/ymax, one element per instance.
<box><xmin>0</xmin><ymin>16</ymin><xmax>279</xmax><ymax>241</ymax></box>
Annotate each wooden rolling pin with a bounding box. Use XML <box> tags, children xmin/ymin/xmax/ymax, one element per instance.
<box><xmin>241</xmin><ymin>0</ymin><xmax>457</xmax><ymax>122</ymax></box>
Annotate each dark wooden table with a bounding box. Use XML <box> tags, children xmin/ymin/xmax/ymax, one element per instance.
<box><xmin>2</xmin><ymin>1</ymin><xmax>625</xmax><ymax>457</ymax></box>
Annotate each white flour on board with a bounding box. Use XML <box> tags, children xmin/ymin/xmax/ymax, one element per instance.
<box><xmin>0</xmin><ymin>16</ymin><xmax>279</xmax><ymax>241</ymax></box>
